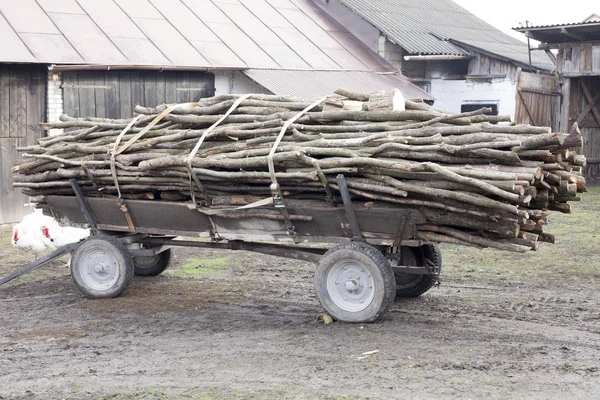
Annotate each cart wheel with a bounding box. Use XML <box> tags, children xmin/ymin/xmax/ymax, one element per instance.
<box><xmin>134</xmin><ymin>249</ymin><xmax>172</xmax><ymax>277</ymax></box>
<box><xmin>71</xmin><ymin>235</ymin><xmax>134</xmax><ymax>299</ymax></box>
<box><xmin>395</xmin><ymin>244</ymin><xmax>442</xmax><ymax>298</ymax></box>
<box><xmin>315</xmin><ymin>242</ymin><xmax>396</xmax><ymax>323</ymax></box>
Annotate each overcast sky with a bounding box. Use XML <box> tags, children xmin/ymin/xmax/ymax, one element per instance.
<box><xmin>452</xmin><ymin>0</ymin><xmax>597</xmax><ymax>43</ymax></box>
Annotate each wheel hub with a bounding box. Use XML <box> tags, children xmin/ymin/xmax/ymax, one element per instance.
<box><xmin>94</xmin><ymin>263</ymin><xmax>107</xmax><ymax>274</ymax></box>
<box><xmin>344</xmin><ymin>279</ymin><xmax>360</xmax><ymax>292</ymax></box>
<box><xmin>79</xmin><ymin>248</ymin><xmax>120</xmax><ymax>291</ymax></box>
<box><xmin>327</xmin><ymin>261</ymin><xmax>375</xmax><ymax>312</ymax></box>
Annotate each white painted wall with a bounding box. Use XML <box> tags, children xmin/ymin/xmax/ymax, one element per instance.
<box><xmin>213</xmin><ymin>71</ymin><xmax>271</xmax><ymax>96</ymax></box>
<box><xmin>429</xmin><ymin>78</ymin><xmax>517</xmax><ymax>119</ymax></box>
<box><xmin>46</xmin><ymin>70</ymin><xmax>64</xmax><ymax>136</ymax></box>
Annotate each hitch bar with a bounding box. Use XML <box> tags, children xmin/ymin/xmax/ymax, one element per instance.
<box><xmin>0</xmin><ymin>242</ymin><xmax>81</xmax><ymax>287</ymax></box>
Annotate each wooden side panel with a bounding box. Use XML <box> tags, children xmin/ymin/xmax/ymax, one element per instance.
<box><xmin>156</xmin><ymin>72</ymin><xmax>166</xmax><ymax>106</ymax></box>
<box><xmin>118</xmin><ymin>71</ymin><xmax>132</xmax><ymax>119</ymax></box>
<box><xmin>105</xmin><ymin>71</ymin><xmax>120</xmax><ymax>120</ymax></box>
<box><xmin>0</xmin><ymin>65</ymin><xmax>46</xmax><ymax>223</ymax></box>
<box><xmin>94</xmin><ymin>71</ymin><xmax>106</xmax><ymax>119</ymax></box>
<box><xmin>130</xmin><ymin>71</ymin><xmax>143</xmax><ymax>117</ymax></box>
<box><xmin>26</xmin><ymin>67</ymin><xmax>45</xmax><ymax>146</ymax></box>
<box><xmin>63</xmin><ymin>71</ymin><xmax>80</xmax><ymax>118</ymax></box>
<box><xmin>0</xmin><ymin>68</ymin><xmax>9</xmax><ymax>138</ymax></box>
<box><xmin>582</xmin><ymin>126</ymin><xmax>600</xmax><ymax>181</ymax></box>
<box><xmin>77</xmin><ymin>71</ymin><xmax>96</xmax><ymax>118</ymax></box>
<box><xmin>176</xmin><ymin>71</ymin><xmax>191</xmax><ymax>103</ymax></box>
<box><xmin>165</xmin><ymin>72</ymin><xmax>177</xmax><ymax>104</ymax></box>
<box><xmin>562</xmin><ymin>45</ymin><xmax>581</xmax><ymax>74</ymax></box>
<box><xmin>570</xmin><ymin>77</ymin><xmax>600</xmax><ymax>182</ymax></box>
<box><xmin>62</xmin><ymin>70</ymin><xmax>217</xmax><ymax>119</ymax></box>
<box><xmin>593</xmin><ymin>45</ymin><xmax>600</xmax><ymax>74</ymax></box>
<box><xmin>514</xmin><ymin>70</ymin><xmax>560</xmax><ymax>132</ymax></box>
<box><xmin>143</xmin><ymin>72</ymin><xmax>158</xmax><ymax>108</ymax></box>
<box><xmin>582</xmin><ymin>43</ymin><xmax>593</xmax><ymax>73</ymax></box>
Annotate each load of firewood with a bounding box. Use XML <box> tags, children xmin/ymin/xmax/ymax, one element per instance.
<box><xmin>12</xmin><ymin>89</ymin><xmax>586</xmax><ymax>253</ymax></box>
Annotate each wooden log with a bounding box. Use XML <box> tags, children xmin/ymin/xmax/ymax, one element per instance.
<box><xmin>417</xmin><ymin>224</ymin><xmax>530</xmax><ymax>252</ymax></box>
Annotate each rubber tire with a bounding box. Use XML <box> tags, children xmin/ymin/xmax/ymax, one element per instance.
<box><xmin>395</xmin><ymin>244</ymin><xmax>442</xmax><ymax>298</ymax></box>
<box><xmin>134</xmin><ymin>249</ymin><xmax>172</xmax><ymax>277</ymax></box>
<box><xmin>71</xmin><ymin>235</ymin><xmax>134</xmax><ymax>299</ymax></box>
<box><xmin>315</xmin><ymin>242</ymin><xmax>396</xmax><ymax>323</ymax></box>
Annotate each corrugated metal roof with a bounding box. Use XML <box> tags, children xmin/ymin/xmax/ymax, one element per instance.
<box><xmin>334</xmin><ymin>0</ymin><xmax>554</xmax><ymax>71</ymax></box>
<box><xmin>513</xmin><ymin>20</ymin><xmax>600</xmax><ymax>44</ymax></box>
<box><xmin>243</xmin><ymin>69</ymin><xmax>434</xmax><ymax>100</ymax></box>
<box><xmin>0</xmin><ymin>0</ymin><xmax>393</xmax><ymax>72</ymax></box>
<box><xmin>513</xmin><ymin>20</ymin><xmax>600</xmax><ymax>30</ymax></box>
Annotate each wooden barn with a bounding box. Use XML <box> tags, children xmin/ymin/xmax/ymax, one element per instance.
<box><xmin>0</xmin><ymin>0</ymin><xmax>431</xmax><ymax>224</ymax></box>
<box><xmin>516</xmin><ymin>20</ymin><xmax>600</xmax><ymax>181</ymax></box>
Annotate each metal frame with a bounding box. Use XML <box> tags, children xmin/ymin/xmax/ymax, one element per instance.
<box><xmin>1</xmin><ymin>178</ymin><xmax>437</xmax><ymax>287</ymax></box>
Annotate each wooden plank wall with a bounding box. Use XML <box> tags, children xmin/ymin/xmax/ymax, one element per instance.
<box><xmin>558</xmin><ymin>42</ymin><xmax>600</xmax><ymax>76</ymax></box>
<box><xmin>567</xmin><ymin>76</ymin><xmax>600</xmax><ymax>182</ymax></box>
<box><xmin>468</xmin><ymin>53</ymin><xmax>519</xmax><ymax>81</ymax></box>
<box><xmin>62</xmin><ymin>70</ymin><xmax>215</xmax><ymax>119</ymax></box>
<box><xmin>514</xmin><ymin>70</ymin><xmax>560</xmax><ymax>132</ymax></box>
<box><xmin>0</xmin><ymin>64</ymin><xmax>46</xmax><ymax>224</ymax></box>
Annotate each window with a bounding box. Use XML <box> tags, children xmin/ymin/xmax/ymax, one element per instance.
<box><xmin>461</xmin><ymin>103</ymin><xmax>498</xmax><ymax>115</ymax></box>
<box><xmin>565</xmin><ymin>47</ymin><xmax>573</xmax><ymax>61</ymax></box>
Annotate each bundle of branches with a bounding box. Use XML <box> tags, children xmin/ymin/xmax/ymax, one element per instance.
<box><xmin>12</xmin><ymin>89</ymin><xmax>587</xmax><ymax>253</ymax></box>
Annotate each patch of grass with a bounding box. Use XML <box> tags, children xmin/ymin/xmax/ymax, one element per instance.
<box><xmin>443</xmin><ymin>185</ymin><xmax>600</xmax><ymax>280</ymax></box>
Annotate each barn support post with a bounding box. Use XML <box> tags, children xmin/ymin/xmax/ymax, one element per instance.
<box><xmin>560</xmin><ymin>77</ymin><xmax>571</xmax><ymax>132</ymax></box>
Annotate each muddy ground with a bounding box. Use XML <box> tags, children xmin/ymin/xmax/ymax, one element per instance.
<box><xmin>1</xmin><ymin>187</ymin><xmax>599</xmax><ymax>399</ymax></box>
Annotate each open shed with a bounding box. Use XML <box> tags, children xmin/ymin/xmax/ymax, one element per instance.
<box><xmin>516</xmin><ymin>20</ymin><xmax>600</xmax><ymax>182</ymax></box>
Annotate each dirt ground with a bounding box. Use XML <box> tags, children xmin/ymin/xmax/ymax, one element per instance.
<box><xmin>1</xmin><ymin>187</ymin><xmax>599</xmax><ymax>400</ymax></box>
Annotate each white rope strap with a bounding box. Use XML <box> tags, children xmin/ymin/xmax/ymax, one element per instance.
<box><xmin>267</xmin><ymin>97</ymin><xmax>326</xmax><ymax>195</ymax></box>
<box><xmin>109</xmin><ymin>115</ymin><xmax>142</xmax><ymax>199</ymax></box>
<box><xmin>185</xmin><ymin>94</ymin><xmax>252</xmax><ymax>204</ymax></box>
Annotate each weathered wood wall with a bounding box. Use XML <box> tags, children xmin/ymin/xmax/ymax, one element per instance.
<box><xmin>565</xmin><ymin>76</ymin><xmax>600</xmax><ymax>181</ymax></box>
<box><xmin>62</xmin><ymin>70</ymin><xmax>215</xmax><ymax>119</ymax></box>
<box><xmin>557</xmin><ymin>42</ymin><xmax>600</xmax><ymax>77</ymax></box>
<box><xmin>514</xmin><ymin>70</ymin><xmax>560</xmax><ymax>132</ymax></box>
<box><xmin>468</xmin><ymin>53</ymin><xmax>519</xmax><ymax>81</ymax></box>
<box><xmin>0</xmin><ymin>65</ymin><xmax>46</xmax><ymax>224</ymax></box>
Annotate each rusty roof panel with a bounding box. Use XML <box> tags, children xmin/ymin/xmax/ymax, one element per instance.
<box><xmin>191</xmin><ymin>41</ymin><xmax>246</xmax><ymax>67</ymax></box>
<box><xmin>76</xmin><ymin>0</ymin><xmax>146</xmax><ymax>39</ymax></box>
<box><xmin>37</xmin><ymin>0</ymin><xmax>85</xmax><ymax>14</ymax></box>
<box><xmin>20</xmin><ymin>33</ymin><xmax>83</xmax><ymax>63</ymax></box>
<box><xmin>132</xmin><ymin>18</ymin><xmax>210</xmax><ymax>66</ymax></box>
<box><xmin>0</xmin><ymin>0</ymin><xmax>59</xmax><ymax>34</ymax></box>
<box><xmin>0</xmin><ymin>14</ymin><xmax>35</xmax><ymax>62</ymax></box>
<box><xmin>49</xmin><ymin>13</ymin><xmax>128</xmax><ymax>64</ymax></box>
<box><xmin>111</xmin><ymin>37</ymin><xmax>170</xmax><ymax>65</ymax></box>
<box><xmin>243</xmin><ymin>69</ymin><xmax>434</xmax><ymax>100</ymax></box>
<box><xmin>113</xmin><ymin>0</ymin><xmax>163</xmax><ymax>19</ymax></box>
<box><xmin>148</xmin><ymin>0</ymin><xmax>221</xmax><ymax>42</ymax></box>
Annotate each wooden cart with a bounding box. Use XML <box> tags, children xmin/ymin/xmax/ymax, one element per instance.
<box><xmin>2</xmin><ymin>177</ymin><xmax>441</xmax><ymax>323</ymax></box>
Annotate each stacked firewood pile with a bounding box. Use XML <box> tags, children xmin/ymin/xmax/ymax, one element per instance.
<box><xmin>12</xmin><ymin>89</ymin><xmax>586</xmax><ymax>252</ymax></box>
